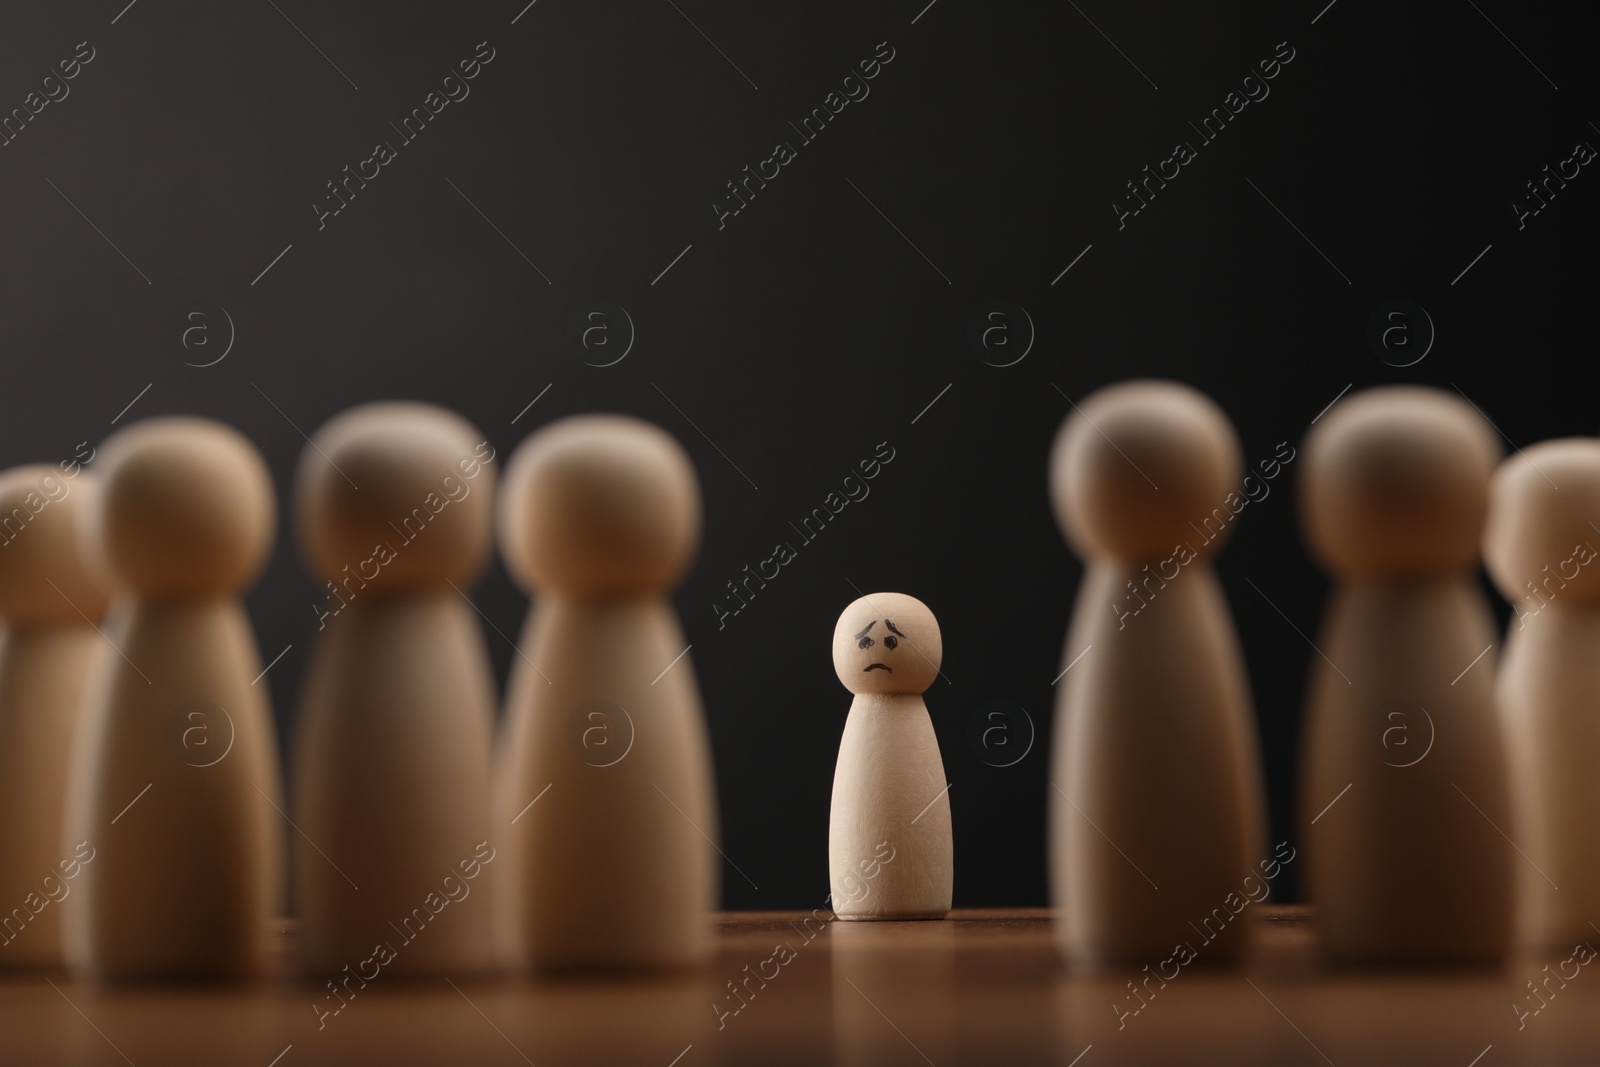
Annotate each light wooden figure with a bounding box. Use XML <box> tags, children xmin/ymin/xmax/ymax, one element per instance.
<box><xmin>0</xmin><ymin>465</ymin><xmax>107</xmax><ymax>969</ymax></box>
<box><xmin>1299</xmin><ymin>385</ymin><xmax>1512</xmax><ymax>964</ymax></box>
<box><xmin>293</xmin><ymin>402</ymin><xmax>499</xmax><ymax>982</ymax></box>
<box><xmin>828</xmin><ymin>592</ymin><xmax>951</xmax><ymax>920</ymax></box>
<box><xmin>61</xmin><ymin>417</ymin><xmax>284</xmax><ymax>980</ymax></box>
<box><xmin>494</xmin><ymin>414</ymin><xmax>717</xmax><ymax>970</ymax></box>
<box><xmin>1048</xmin><ymin>380</ymin><xmax>1268</xmax><ymax>967</ymax></box>
<box><xmin>1484</xmin><ymin>438</ymin><xmax>1600</xmax><ymax>953</ymax></box>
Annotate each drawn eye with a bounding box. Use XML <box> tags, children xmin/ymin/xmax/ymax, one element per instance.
<box><xmin>884</xmin><ymin>635</ymin><xmax>898</xmax><ymax>650</ymax></box>
<box><xmin>857</xmin><ymin>636</ymin><xmax>874</xmax><ymax>649</ymax></box>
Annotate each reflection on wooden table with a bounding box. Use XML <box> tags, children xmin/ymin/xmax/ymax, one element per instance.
<box><xmin>0</xmin><ymin>907</ymin><xmax>1593</xmax><ymax>1065</ymax></box>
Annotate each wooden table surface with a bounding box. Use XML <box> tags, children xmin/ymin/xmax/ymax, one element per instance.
<box><xmin>1</xmin><ymin>907</ymin><xmax>1594</xmax><ymax>1065</ymax></box>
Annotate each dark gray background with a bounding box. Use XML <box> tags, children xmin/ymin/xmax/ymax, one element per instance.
<box><xmin>1</xmin><ymin>0</ymin><xmax>1590</xmax><ymax>909</ymax></box>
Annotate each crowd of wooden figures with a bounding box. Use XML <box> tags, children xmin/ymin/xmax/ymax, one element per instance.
<box><xmin>0</xmin><ymin>380</ymin><xmax>1590</xmax><ymax>986</ymax></box>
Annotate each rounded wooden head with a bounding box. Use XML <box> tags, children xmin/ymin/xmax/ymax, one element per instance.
<box><xmin>1301</xmin><ymin>386</ymin><xmax>1500</xmax><ymax>580</ymax></box>
<box><xmin>498</xmin><ymin>415</ymin><xmax>700</xmax><ymax>597</ymax></box>
<box><xmin>1485</xmin><ymin>438</ymin><xmax>1600</xmax><ymax>605</ymax></box>
<box><xmin>296</xmin><ymin>402</ymin><xmax>497</xmax><ymax>592</ymax></box>
<box><xmin>1049</xmin><ymin>380</ymin><xmax>1242</xmax><ymax>563</ymax></box>
<box><xmin>0</xmin><ymin>465</ymin><xmax>108</xmax><ymax>625</ymax></box>
<box><xmin>82</xmin><ymin>417</ymin><xmax>276</xmax><ymax>599</ymax></box>
<box><xmin>832</xmin><ymin>592</ymin><xmax>942</xmax><ymax>695</ymax></box>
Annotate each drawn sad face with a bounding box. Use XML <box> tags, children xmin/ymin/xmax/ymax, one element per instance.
<box><xmin>854</xmin><ymin>617</ymin><xmax>906</xmax><ymax>674</ymax></box>
<box><xmin>831</xmin><ymin>592</ymin><xmax>942</xmax><ymax>695</ymax></box>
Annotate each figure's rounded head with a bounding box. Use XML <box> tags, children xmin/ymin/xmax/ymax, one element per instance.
<box><xmin>82</xmin><ymin>417</ymin><xmax>275</xmax><ymax>599</ymax></box>
<box><xmin>1301</xmin><ymin>386</ymin><xmax>1500</xmax><ymax>580</ymax></box>
<box><xmin>1050</xmin><ymin>380</ymin><xmax>1242</xmax><ymax>563</ymax></box>
<box><xmin>0</xmin><ymin>465</ymin><xmax>108</xmax><ymax>625</ymax></box>
<box><xmin>1485</xmin><ymin>438</ymin><xmax>1600</xmax><ymax>605</ymax></box>
<box><xmin>296</xmin><ymin>402</ymin><xmax>496</xmax><ymax>592</ymax></box>
<box><xmin>498</xmin><ymin>415</ymin><xmax>700</xmax><ymax>597</ymax></box>
<box><xmin>832</xmin><ymin>592</ymin><xmax>942</xmax><ymax>695</ymax></box>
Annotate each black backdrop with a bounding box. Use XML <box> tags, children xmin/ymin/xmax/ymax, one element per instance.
<box><xmin>1</xmin><ymin>0</ymin><xmax>1591</xmax><ymax>910</ymax></box>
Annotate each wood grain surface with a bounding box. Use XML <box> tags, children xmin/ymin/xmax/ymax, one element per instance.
<box><xmin>0</xmin><ymin>907</ymin><xmax>1593</xmax><ymax>1065</ymax></box>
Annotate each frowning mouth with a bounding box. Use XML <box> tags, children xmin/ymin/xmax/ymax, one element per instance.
<box><xmin>863</xmin><ymin>663</ymin><xmax>893</xmax><ymax>673</ymax></box>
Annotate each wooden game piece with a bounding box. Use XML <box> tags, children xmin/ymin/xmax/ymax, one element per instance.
<box><xmin>292</xmin><ymin>402</ymin><xmax>499</xmax><ymax>978</ymax></box>
<box><xmin>1299</xmin><ymin>385</ymin><xmax>1512</xmax><ymax>964</ymax></box>
<box><xmin>827</xmin><ymin>591</ymin><xmax>951</xmax><ymax>920</ymax></box>
<box><xmin>1048</xmin><ymin>380</ymin><xmax>1268</xmax><ymax>967</ymax></box>
<box><xmin>0</xmin><ymin>465</ymin><xmax>108</xmax><ymax>969</ymax></box>
<box><xmin>494</xmin><ymin>414</ymin><xmax>717</xmax><ymax>971</ymax></box>
<box><xmin>1484</xmin><ymin>438</ymin><xmax>1600</xmax><ymax>953</ymax></box>
<box><xmin>60</xmin><ymin>417</ymin><xmax>284</xmax><ymax>980</ymax></box>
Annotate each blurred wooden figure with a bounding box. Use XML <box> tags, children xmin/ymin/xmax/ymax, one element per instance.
<box><xmin>1299</xmin><ymin>385</ymin><xmax>1512</xmax><ymax>964</ymax></box>
<box><xmin>1484</xmin><ymin>438</ymin><xmax>1600</xmax><ymax>953</ymax></box>
<box><xmin>0</xmin><ymin>464</ymin><xmax>106</xmax><ymax>968</ymax></box>
<box><xmin>1048</xmin><ymin>380</ymin><xmax>1268</xmax><ymax>967</ymax></box>
<box><xmin>828</xmin><ymin>592</ymin><xmax>950</xmax><ymax>919</ymax></box>
<box><xmin>494</xmin><ymin>415</ymin><xmax>717</xmax><ymax>970</ymax></box>
<box><xmin>61</xmin><ymin>417</ymin><xmax>283</xmax><ymax>980</ymax></box>
<box><xmin>293</xmin><ymin>403</ymin><xmax>499</xmax><ymax>981</ymax></box>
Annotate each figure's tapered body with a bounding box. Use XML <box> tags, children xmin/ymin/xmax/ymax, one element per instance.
<box><xmin>65</xmin><ymin>598</ymin><xmax>282</xmax><ymax>978</ymax></box>
<box><xmin>294</xmin><ymin>593</ymin><xmax>498</xmax><ymax>973</ymax></box>
<box><xmin>498</xmin><ymin>596</ymin><xmax>715</xmax><ymax>966</ymax></box>
<box><xmin>1053</xmin><ymin>562</ymin><xmax>1264</xmax><ymax>963</ymax></box>
<box><xmin>494</xmin><ymin>415</ymin><xmax>718</xmax><ymax>971</ymax></box>
<box><xmin>1299</xmin><ymin>579</ymin><xmax>1511</xmax><ymax>962</ymax></box>
<box><xmin>1495</xmin><ymin>606</ymin><xmax>1600</xmax><ymax>950</ymax></box>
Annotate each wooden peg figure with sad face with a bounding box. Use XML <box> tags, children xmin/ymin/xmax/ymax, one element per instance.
<box><xmin>827</xmin><ymin>592</ymin><xmax>950</xmax><ymax>919</ymax></box>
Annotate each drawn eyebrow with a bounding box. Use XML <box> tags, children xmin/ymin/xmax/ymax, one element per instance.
<box><xmin>884</xmin><ymin>619</ymin><xmax>906</xmax><ymax>638</ymax></box>
<box><xmin>854</xmin><ymin>620</ymin><xmax>877</xmax><ymax>640</ymax></box>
